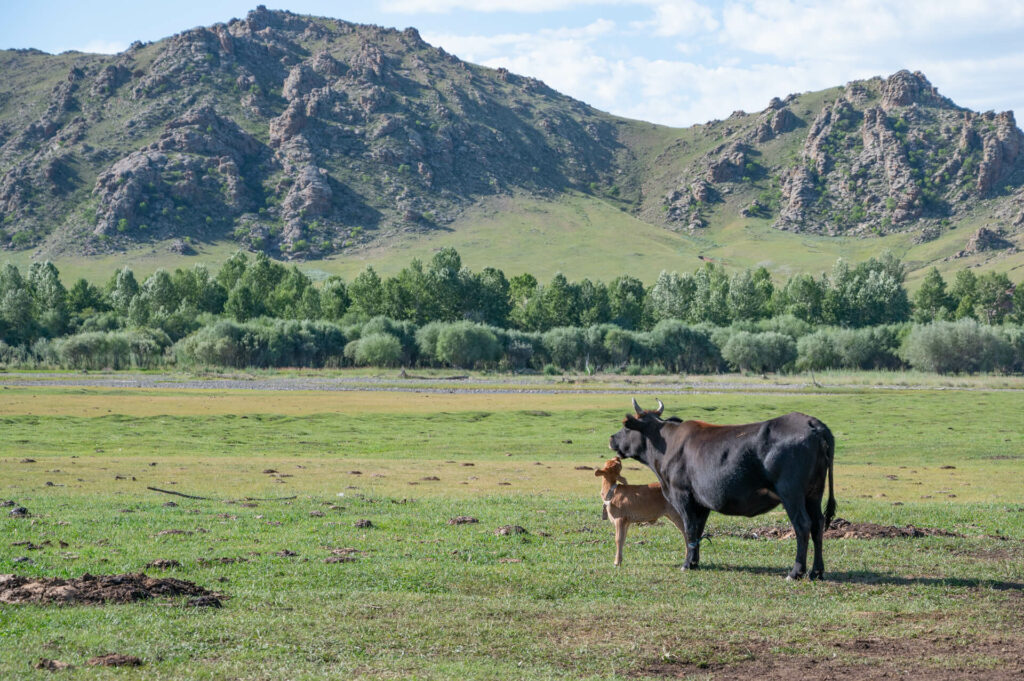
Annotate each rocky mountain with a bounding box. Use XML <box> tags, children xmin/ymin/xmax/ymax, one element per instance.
<box><xmin>647</xmin><ymin>70</ymin><xmax>1024</xmax><ymax>246</ymax></box>
<box><xmin>0</xmin><ymin>6</ymin><xmax>620</xmax><ymax>257</ymax></box>
<box><xmin>1</xmin><ymin>7</ymin><xmax>1023</xmax><ymax>264</ymax></box>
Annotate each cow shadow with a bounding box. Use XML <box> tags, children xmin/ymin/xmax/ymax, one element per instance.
<box><xmin>698</xmin><ymin>563</ymin><xmax>1024</xmax><ymax>591</ymax></box>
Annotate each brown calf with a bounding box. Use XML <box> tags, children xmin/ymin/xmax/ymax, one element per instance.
<box><xmin>595</xmin><ymin>457</ymin><xmax>686</xmax><ymax>566</ymax></box>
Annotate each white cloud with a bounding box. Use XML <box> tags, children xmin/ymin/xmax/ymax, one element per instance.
<box><xmin>380</xmin><ymin>0</ymin><xmax>629</xmax><ymax>12</ymax></box>
<box><xmin>635</xmin><ymin>1</ymin><xmax>719</xmax><ymax>37</ymax></box>
<box><xmin>720</xmin><ymin>0</ymin><xmax>1024</xmax><ymax>62</ymax></box>
<box><xmin>69</xmin><ymin>40</ymin><xmax>128</xmax><ymax>55</ymax></box>
<box><xmin>414</xmin><ymin>0</ymin><xmax>1024</xmax><ymax>126</ymax></box>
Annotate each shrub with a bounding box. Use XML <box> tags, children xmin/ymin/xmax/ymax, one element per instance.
<box><xmin>648</xmin><ymin>320</ymin><xmax>720</xmax><ymax>373</ymax></box>
<box><xmin>900</xmin><ymin>320</ymin><xmax>1011</xmax><ymax>374</ymax></box>
<box><xmin>173</xmin><ymin>320</ymin><xmax>346</xmax><ymax>368</ymax></box>
<box><xmin>721</xmin><ymin>331</ymin><xmax>796</xmax><ymax>373</ymax></box>
<box><xmin>542</xmin><ymin>327</ymin><xmax>586</xmax><ymax>370</ymax></box>
<box><xmin>796</xmin><ymin>331</ymin><xmax>841</xmax><ymax>371</ymax></box>
<box><xmin>435</xmin><ymin>322</ymin><xmax>500</xmax><ymax>369</ymax></box>
<box><xmin>351</xmin><ymin>332</ymin><xmax>403</xmax><ymax>367</ymax></box>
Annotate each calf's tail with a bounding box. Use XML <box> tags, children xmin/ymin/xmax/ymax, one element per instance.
<box><xmin>822</xmin><ymin>426</ymin><xmax>837</xmax><ymax>528</ymax></box>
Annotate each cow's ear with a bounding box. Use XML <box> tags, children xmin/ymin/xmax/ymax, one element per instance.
<box><xmin>623</xmin><ymin>414</ymin><xmax>644</xmax><ymax>431</ymax></box>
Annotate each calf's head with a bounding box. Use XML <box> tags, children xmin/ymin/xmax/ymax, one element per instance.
<box><xmin>609</xmin><ymin>398</ymin><xmax>664</xmax><ymax>461</ymax></box>
<box><xmin>594</xmin><ymin>457</ymin><xmax>623</xmax><ymax>483</ymax></box>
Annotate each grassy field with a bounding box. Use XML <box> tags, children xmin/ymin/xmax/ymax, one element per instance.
<box><xmin>1</xmin><ymin>378</ymin><xmax>1023</xmax><ymax>679</ymax></box>
<box><xmin>9</xmin><ymin>189</ymin><xmax>1023</xmax><ymax>289</ymax></box>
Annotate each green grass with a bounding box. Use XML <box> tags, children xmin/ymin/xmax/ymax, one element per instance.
<box><xmin>1</xmin><ymin>378</ymin><xmax>1022</xmax><ymax>678</ymax></box>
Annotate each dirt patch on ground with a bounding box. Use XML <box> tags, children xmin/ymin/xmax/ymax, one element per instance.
<box><xmin>87</xmin><ymin>653</ymin><xmax>143</xmax><ymax>667</ymax></box>
<box><xmin>0</xmin><ymin>573</ymin><xmax>219</xmax><ymax>605</ymax></box>
<box><xmin>736</xmin><ymin>517</ymin><xmax>961</xmax><ymax>540</ymax></box>
<box><xmin>634</xmin><ymin>635</ymin><xmax>1024</xmax><ymax>680</ymax></box>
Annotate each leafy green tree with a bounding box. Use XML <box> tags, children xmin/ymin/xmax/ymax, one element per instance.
<box><xmin>348</xmin><ymin>266</ymin><xmax>385</xmax><ymax>319</ymax></box>
<box><xmin>173</xmin><ymin>265</ymin><xmax>226</xmax><ymax>314</ymax></box>
<box><xmin>28</xmin><ymin>261</ymin><xmax>69</xmax><ymax>337</ymax></box>
<box><xmin>268</xmin><ymin>267</ymin><xmax>313</xmax><ymax>318</ymax></box>
<box><xmin>648</xmin><ymin>270</ymin><xmax>696</xmax><ymax>322</ymax></box>
<box><xmin>241</xmin><ymin>252</ymin><xmax>286</xmax><ymax>301</ymax></box>
<box><xmin>67</xmin><ymin>278</ymin><xmax>108</xmax><ymax>314</ymax></box>
<box><xmin>320</xmin><ymin>277</ymin><xmax>350</xmax><ymax>320</ymax></box>
<box><xmin>216</xmin><ymin>251</ymin><xmax>249</xmax><ymax>291</ymax></box>
<box><xmin>1010</xmin><ymin>283</ymin><xmax>1024</xmax><ymax>324</ymax></box>
<box><xmin>382</xmin><ymin>259</ymin><xmax>439</xmax><ymax>324</ymax></box>
<box><xmin>912</xmin><ymin>268</ymin><xmax>952</xmax><ymax>322</ymax></box>
<box><xmin>572</xmin><ymin>279</ymin><xmax>609</xmax><ymax>328</ymax></box>
<box><xmin>541</xmin><ymin>273</ymin><xmax>580</xmax><ymax>329</ymax></box>
<box><xmin>950</xmin><ymin>269</ymin><xmax>978</xmax><ymax>320</ymax></box>
<box><xmin>128</xmin><ymin>294</ymin><xmax>151</xmax><ymax>326</ymax></box>
<box><xmin>296</xmin><ymin>287</ymin><xmax>322</xmax><ymax>321</ymax></box>
<box><xmin>855</xmin><ymin>268</ymin><xmax>910</xmax><ymax>325</ymax></box>
<box><xmin>775</xmin><ymin>273</ymin><xmax>824</xmax><ymax>323</ymax></box>
<box><xmin>690</xmin><ymin>263</ymin><xmax>730</xmax><ymax>325</ymax></box>
<box><xmin>108</xmin><ymin>267</ymin><xmax>140</xmax><ymax>314</ymax></box>
<box><xmin>141</xmin><ymin>269</ymin><xmax>179</xmax><ymax>316</ymax></box>
<box><xmin>464</xmin><ymin>267</ymin><xmax>512</xmax><ymax>327</ymax></box>
<box><xmin>508</xmin><ymin>273</ymin><xmax>538</xmax><ymax>330</ymax></box>
<box><xmin>973</xmin><ymin>271</ymin><xmax>1014</xmax><ymax>324</ymax></box>
<box><xmin>609</xmin><ymin>275</ymin><xmax>646</xmax><ymax>329</ymax></box>
<box><xmin>225</xmin><ymin>281</ymin><xmax>261</xmax><ymax>322</ymax></box>
<box><xmin>0</xmin><ymin>264</ymin><xmax>35</xmax><ymax>344</ymax></box>
<box><xmin>729</xmin><ymin>268</ymin><xmax>773</xmax><ymax>321</ymax></box>
<box><xmin>427</xmin><ymin>247</ymin><xmax>464</xmax><ymax>321</ymax></box>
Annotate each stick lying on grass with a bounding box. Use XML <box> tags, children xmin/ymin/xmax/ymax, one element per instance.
<box><xmin>146</xmin><ymin>486</ymin><xmax>296</xmax><ymax>502</ymax></box>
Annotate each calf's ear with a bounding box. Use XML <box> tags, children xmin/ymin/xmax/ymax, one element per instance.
<box><xmin>594</xmin><ymin>468</ymin><xmax>603</xmax><ymax>477</ymax></box>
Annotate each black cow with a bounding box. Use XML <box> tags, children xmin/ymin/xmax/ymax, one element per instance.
<box><xmin>609</xmin><ymin>398</ymin><xmax>836</xmax><ymax>580</ymax></box>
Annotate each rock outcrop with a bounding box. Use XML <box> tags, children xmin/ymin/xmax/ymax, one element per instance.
<box><xmin>0</xmin><ymin>7</ymin><xmax>619</xmax><ymax>256</ymax></box>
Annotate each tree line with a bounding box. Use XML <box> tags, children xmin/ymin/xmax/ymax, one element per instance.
<box><xmin>0</xmin><ymin>248</ymin><xmax>1022</xmax><ymax>374</ymax></box>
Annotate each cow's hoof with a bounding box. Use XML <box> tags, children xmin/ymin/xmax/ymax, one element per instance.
<box><xmin>809</xmin><ymin>569</ymin><xmax>823</xmax><ymax>581</ymax></box>
<box><xmin>681</xmin><ymin>563</ymin><xmax>699</xmax><ymax>571</ymax></box>
<box><xmin>786</xmin><ymin>571</ymin><xmax>805</xmax><ymax>581</ymax></box>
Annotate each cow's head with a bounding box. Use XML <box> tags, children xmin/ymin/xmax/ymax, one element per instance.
<box><xmin>609</xmin><ymin>398</ymin><xmax>664</xmax><ymax>461</ymax></box>
<box><xmin>594</xmin><ymin>457</ymin><xmax>623</xmax><ymax>483</ymax></box>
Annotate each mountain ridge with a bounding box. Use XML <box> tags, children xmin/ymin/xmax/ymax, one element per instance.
<box><xmin>1</xmin><ymin>7</ymin><xmax>1022</xmax><ymax>276</ymax></box>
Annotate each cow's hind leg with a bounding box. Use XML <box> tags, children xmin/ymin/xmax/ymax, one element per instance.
<box><xmin>806</xmin><ymin>496</ymin><xmax>825</xmax><ymax>580</ymax></box>
<box><xmin>779</xmin><ymin>492</ymin><xmax>811</xmax><ymax>580</ymax></box>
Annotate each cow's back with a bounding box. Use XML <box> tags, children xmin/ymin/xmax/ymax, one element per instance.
<box><xmin>671</xmin><ymin>412</ymin><xmax>831</xmax><ymax>516</ymax></box>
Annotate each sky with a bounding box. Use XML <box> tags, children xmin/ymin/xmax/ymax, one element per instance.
<box><xmin>3</xmin><ymin>1</ymin><xmax>1024</xmax><ymax>127</ymax></box>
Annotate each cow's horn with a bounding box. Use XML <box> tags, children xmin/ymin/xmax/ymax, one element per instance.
<box><xmin>631</xmin><ymin>397</ymin><xmax>643</xmax><ymax>415</ymax></box>
<box><xmin>655</xmin><ymin>399</ymin><xmax>664</xmax><ymax>416</ymax></box>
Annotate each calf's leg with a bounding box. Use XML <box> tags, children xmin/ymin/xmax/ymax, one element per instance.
<box><xmin>613</xmin><ymin>518</ymin><xmax>629</xmax><ymax>567</ymax></box>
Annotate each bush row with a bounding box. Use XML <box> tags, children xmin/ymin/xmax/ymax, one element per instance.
<box><xmin>11</xmin><ymin>317</ymin><xmax>1024</xmax><ymax>375</ymax></box>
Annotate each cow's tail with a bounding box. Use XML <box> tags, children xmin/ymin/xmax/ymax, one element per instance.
<box><xmin>822</xmin><ymin>425</ymin><xmax>837</xmax><ymax>529</ymax></box>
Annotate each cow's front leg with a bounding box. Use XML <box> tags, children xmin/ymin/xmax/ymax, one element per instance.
<box><xmin>681</xmin><ymin>505</ymin><xmax>710</xmax><ymax>570</ymax></box>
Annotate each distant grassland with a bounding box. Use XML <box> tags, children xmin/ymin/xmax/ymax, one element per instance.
<box><xmin>1</xmin><ymin>379</ymin><xmax>1022</xmax><ymax>679</ymax></box>
<box><xmin>16</xmin><ymin>191</ymin><xmax>1024</xmax><ymax>288</ymax></box>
